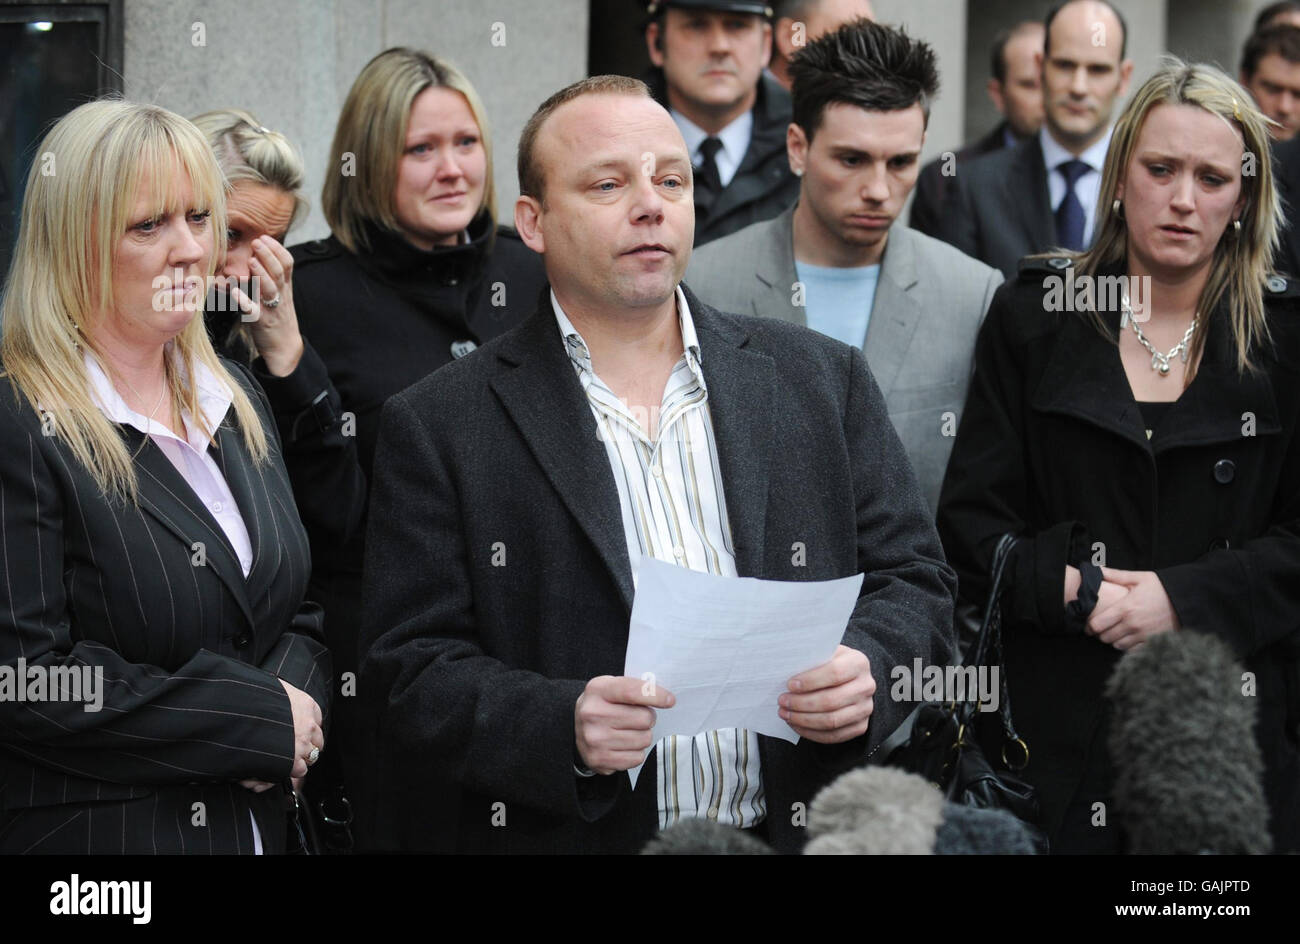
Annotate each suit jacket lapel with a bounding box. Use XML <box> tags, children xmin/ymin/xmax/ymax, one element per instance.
<box><xmin>211</xmin><ymin>420</ymin><xmax>285</xmax><ymax>617</ymax></box>
<box><xmin>490</xmin><ymin>301</ymin><xmax>636</xmax><ymax>610</ymax></box>
<box><xmin>685</xmin><ymin>287</ymin><xmax>775</xmax><ymax>578</ymax></box>
<box><xmin>754</xmin><ymin>206</ymin><xmax>805</xmax><ymax>325</ymax></box>
<box><xmin>864</xmin><ymin>226</ymin><xmax>922</xmax><ymax>396</ymax></box>
<box><xmin>128</xmin><ymin>429</ymin><xmax>256</xmax><ymax>629</ymax></box>
<box><xmin>1012</xmin><ymin>140</ymin><xmax>1056</xmax><ymax>251</ymax></box>
<box><xmin>707</xmin><ymin>76</ymin><xmax>787</xmax><ymax>224</ymax></box>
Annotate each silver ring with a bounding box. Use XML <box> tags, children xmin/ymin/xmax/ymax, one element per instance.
<box><xmin>263</xmin><ymin>294</ymin><xmax>282</xmax><ymax>309</ymax></box>
<box><xmin>307</xmin><ymin>746</ymin><xmax>320</xmax><ymax>766</ymax></box>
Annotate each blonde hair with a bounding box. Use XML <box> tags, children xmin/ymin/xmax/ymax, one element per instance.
<box><xmin>1067</xmin><ymin>57</ymin><xmax>1279</xmax><ymax>376</ymax></box>
<box><xmin>322</xmin><ymin>48</ymin><xmax>497</xmax><ymax>254</ymax></box>
<box><xmin>0</xmin><ymin>99</ymin><xmax>270</xmax><ymax>502</ymax></box>
<box><xmin>191</xmin><ymin>107</ymin><xmax>309</xmax><ymax>230</ymax></box>
<box><xmin>192</xmin><ymin>108</ymin><xmax>306</xmax><ymax>360</ymax></box>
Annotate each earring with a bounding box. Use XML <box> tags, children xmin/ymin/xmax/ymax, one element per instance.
<box><xmin>793</xmin><ymin>167</ymin><xmax>803</xmax><ymax>177</ymax></box>
<box><xmin>1112</xmin><ymin>198</ymin><xmax>1124</xmax><ymax>217</ymax></box>
<box><xmin>1234</xmin><ymin>219</ymin><xmax>1242</xmax><ymax>234</ymax></box>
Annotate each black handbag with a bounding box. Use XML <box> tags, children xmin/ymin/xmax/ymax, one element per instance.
<box><xmin>882</xmin><ymin>534</ymin><xmax>1047</xmax><ymax>848</ymax></box>
<box><xmin>285</xmin><ymin>783</ymin><xmax>354</xmax><ymax>855</ymax></box>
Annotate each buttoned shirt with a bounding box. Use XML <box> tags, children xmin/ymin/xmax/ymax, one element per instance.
<box><xmin>552</xmin><ymin>287</ymin><xmax>766</xmax><ymax>828</ymax></box>
<box><xmin>1040</xmin><ymin>125</ymin><xmax>1114</xmax><ymax>247</ymax></box>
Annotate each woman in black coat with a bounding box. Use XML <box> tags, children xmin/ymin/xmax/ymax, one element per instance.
<box><xmin>194</xmin><ymin>108</ymin><xmax>362</xmax><ymax>850</ymax></box>
<box><xmin>287</xmin><ymin>48</ymin><xmax>545</xmax><ymax>850</ymax></box>
<box><xmin>937</xmin><ymin>61</ymin><xmax>1300</xmax><ymax>853</ymax></box>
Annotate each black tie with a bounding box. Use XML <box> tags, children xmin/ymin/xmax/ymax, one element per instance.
<box><xmin>1055</xmin><ymin>159</ymin><xmax>1089</xmax><ymax>251</ymax></box>
<box><xmin>694</xmin><ymin>137</ymin><xmax>724</xmax><ymax>214</ymax></box>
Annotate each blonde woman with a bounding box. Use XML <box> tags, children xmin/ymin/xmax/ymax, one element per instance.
<box><xmin>193</xmin><ymin>108</ymin><xmax>364</xmax><ymax>552</ymax></box>
<box><xmin>191</xmin><ymin>108</ymin><xmax>308</xmax><ymax>377</ymax></box>
<box><xmin>289</xmin><ymin>48</ymin><xmax>545</xmax><ymax>851</ymax></box>
<box><xmin>0</xmin><ymin>100</ymin><xmax>329</xmax><ymax>854</ymax></box>
<box><xmin>937</xmin><ymin>60</ymin><xmax>1300</xmax><ymax>853</ymax></box>
<box><xmin>192</xmin><ymin>108</ymin><xmax>362</xmax><ymax>851</ymax></box>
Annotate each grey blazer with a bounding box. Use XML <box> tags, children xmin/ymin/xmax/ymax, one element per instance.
<box><xmin>686</xmin><ymin>205</ymin><xmax>1003</xmax><ymax>512</ymax></box>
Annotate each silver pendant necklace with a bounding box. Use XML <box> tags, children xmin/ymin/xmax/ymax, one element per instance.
<box><xmin>1122</xmin><ymin>296</ymin><xmax>1196</xmax><ymax>376</ymax></box>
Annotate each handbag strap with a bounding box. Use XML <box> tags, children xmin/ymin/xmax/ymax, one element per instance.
<box><xmin>958</xmin><ymin>534</ymin><xmax>1030</xmax><ymax>768</ymax></box>
<box><xmin>966</xmin><ymin>533</ymin><xmax>1017</xmax><ymax>670</ymax></box>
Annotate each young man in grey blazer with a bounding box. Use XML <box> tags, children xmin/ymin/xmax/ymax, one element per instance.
<box><xmin>359</xmin><ymin>74</ymin><xmax>955</xmax><ymax>853</ymax></box>
<box><xmin>687</xmin><ymin>17</ymin><xmax>1003</xmax><ymax>512</ymax></box>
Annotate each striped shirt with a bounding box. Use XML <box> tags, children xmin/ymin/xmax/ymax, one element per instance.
<box><xmin>552</xmin><ymin>287</ymin><xmax>766</xmax><ymax>829</ymax></box>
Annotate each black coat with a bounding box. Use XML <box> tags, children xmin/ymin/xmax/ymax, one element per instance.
<box><xmin>359</xmin><ymin>286</ymin><xmax>957</xmax><ymax>853</ymax></box>
<box><xmin>936</xmin><ymin>258</ymin><xmax>1300</xmax><ymax>852</ymax></box>
<box><xmin>939</xmin><ymin>135</ymin><xmax>1056</xmax><ymax>278</ymax></box>
<box><xmin>909</xmin><ymin>122</ymin><xmax>1011</xmax><ymax>240</ymax></box>
<box><xmin>650</xmin><ymin>71</ymin><xmax>801</xmax><ymax>247</ymax></box>
<box><xmin>287</xmin><ymin>211</ymin><xmax>546</xmax><ymax>849</ymax></box>
<box><xmin>1273</xmin><ymin>136</ymin><xmax>1300</xmax><ymax>280</ymax></box>
<box><xmin>204</xmin><ymin>309</ymin><xmax>362</xmax><ymax>553</ymax></box>
<box><xmin>0</xmin><ymin>359</ymin><xmax>331</xmax><ymax>853</ymax></box>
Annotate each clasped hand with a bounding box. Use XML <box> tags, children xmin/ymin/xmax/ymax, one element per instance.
<box><xmin>1070</xmin><ymin>566</ymin><xmax>1180</xmax><ymax>650</ymax></box>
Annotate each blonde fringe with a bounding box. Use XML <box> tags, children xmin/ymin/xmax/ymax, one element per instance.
<box><xmin>1</xmin><ymin>99</ymin><xmax>270</xmax><ymax>503</ymax></box>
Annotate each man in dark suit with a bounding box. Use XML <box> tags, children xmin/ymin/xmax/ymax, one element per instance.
<box><xmin>940</xmin><ymin>0</ymin><xmax>1132</xmax><ymax>277</ymax></box>
<box><xmin>909</xmin><ymin>20</ymin><xmax>1044</xmax><ymax>238</ymax></box>
<box><xmin>359</xmin><ymin>74</ymin><xmax>956</xmax><ymax>854</ymax></box>
<box><xmin>644</xmin><ymin>0</ymin><xmax>801</xmax><ymax>245</ymax></box>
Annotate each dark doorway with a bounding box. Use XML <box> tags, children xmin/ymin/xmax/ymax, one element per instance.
<box><xmin>0</xmin><ymin>1</ymin><xmax>122</xmax><ymax>281</ymax></box>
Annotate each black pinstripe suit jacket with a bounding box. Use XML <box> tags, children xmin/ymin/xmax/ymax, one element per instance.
<box><xmin>0</xmin><ymin>357</ymin><xmax>331</xmax><ymax>854</ymax></box>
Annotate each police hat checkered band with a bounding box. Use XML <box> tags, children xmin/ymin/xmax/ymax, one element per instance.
<box><xmin>647</xmin><ymin>0</ymin><xmax>774</xmax><ymax>17</ymax></box>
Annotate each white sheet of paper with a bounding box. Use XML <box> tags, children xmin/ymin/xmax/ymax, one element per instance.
<box><xmin>622</xmin><ymin>557</ymin><xmax>864</xmax><ymax>788</ymax></box>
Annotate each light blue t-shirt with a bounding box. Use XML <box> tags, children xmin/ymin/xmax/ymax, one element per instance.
<box><xmin>794</xmin><ymin>260</ymin><xmax>880</xmax><ymax>349</ymax></box>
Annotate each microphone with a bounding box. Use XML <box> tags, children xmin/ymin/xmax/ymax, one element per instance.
<box><xmin>806</xmin><ymin>766</ymin><xmax>943</xmax><ymax>854</ymax></box>
<box><xmin>1106</xmin><ymin>629</ymin><xmax>1271</xmax><ymax>854</ymax></box>
<box><xmin>640</xmin><ymin>818</ymin><xmax>776</xmax><ymax>855</ymax></box>
<box><xmin>805</xmin><ymin>766</ymin><xmax>1038</xmax><ymax>854</ymax></box>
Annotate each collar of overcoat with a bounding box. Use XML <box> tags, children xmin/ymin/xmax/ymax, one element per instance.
<box><xmin>489</xmin><ymin>285</ymin><xmax>775</xmax><ymax>611</ymax></box>
<box><xmin>1029</xmin><ymin>262</ymin><xmax>1282</xmax><ymax>454</ymax></box>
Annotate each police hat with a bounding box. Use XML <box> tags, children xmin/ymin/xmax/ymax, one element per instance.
<box><xmin>646</xmin><ymin>0</ymin><xmax>774</xmax><ymax>17</ymax></box>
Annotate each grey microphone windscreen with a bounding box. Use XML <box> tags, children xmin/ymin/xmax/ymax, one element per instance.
<box><xmin>1106</xmin><ymin>629</ymin><xmax>1271</xmax><ymax>854</ymax></box>
<box><xmin>640</xmin><ymin>818</ymin><xmax>776</xmax><ymax>854</ymax></box>
<box><xmin>806</xmin><ymin>766</ymin><xmax>943</xmax><ymax>854</ymax></box>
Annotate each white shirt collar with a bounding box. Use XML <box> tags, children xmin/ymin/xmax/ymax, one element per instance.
<box><xmin>552</xmin><ymin>285</ymin><xmax>702</xmax><ymax>372</ymax></box>
<box><xmin>1039</xmin><ymin>123</ymin><xmax>1113</xmax><ymax>175</ymax></box>
<box><xmin>670</xmin><ymin>108</ymin><xmax>753</xmax><ymax>186</ymax></box>
<box><xmin>84</xmin><ymin>348</ymin><xmax>233</xmax><ymax>449</ymax></box>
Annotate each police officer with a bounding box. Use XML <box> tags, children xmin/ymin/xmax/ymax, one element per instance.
<box><xmin>644</xmin><ymin>0</ymin><xmax>800</xmax><ymax>245</ymax></box>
